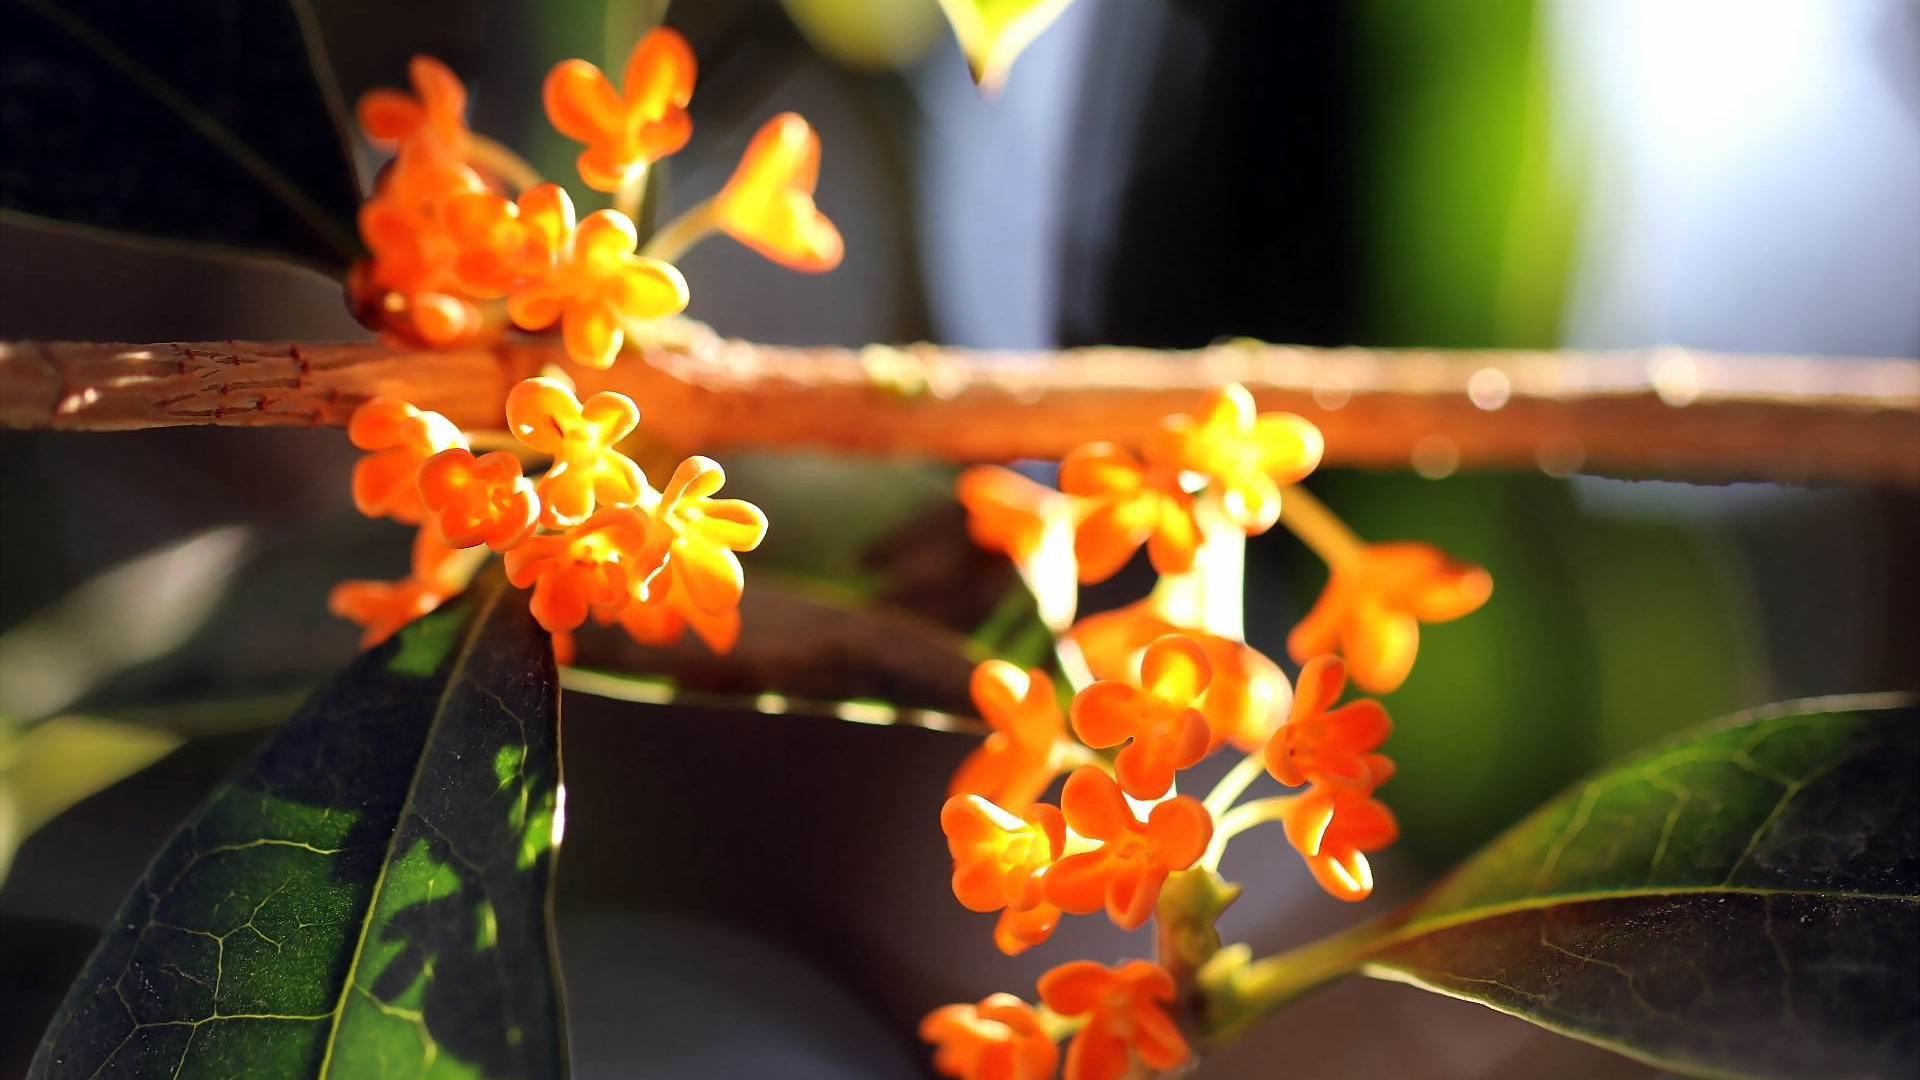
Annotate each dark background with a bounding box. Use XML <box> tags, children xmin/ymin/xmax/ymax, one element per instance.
<box><xmin>3</xmin><ymin>0</ymin><xmax>1918</xmax><ymax>1076</ymax></box>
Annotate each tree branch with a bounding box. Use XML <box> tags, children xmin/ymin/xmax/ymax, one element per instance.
<box><xmin>3</xmin><ymin>329</ymin><xmax>1916</xmax><ymax>484</ymax></box>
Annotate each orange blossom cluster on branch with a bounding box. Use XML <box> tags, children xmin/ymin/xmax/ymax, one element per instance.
<box><xmin>924</xmin><ymin>385</ymin><xmax>1492</xmax><ymax>1080</ymax></box>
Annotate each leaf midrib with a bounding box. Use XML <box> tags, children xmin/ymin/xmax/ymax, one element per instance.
<box><xmin>315</xmin><ymin>576</ymin><xmax>507</xmax><ymax>1078</ymax></box>
<box><xmin>1370</xmin><ymin>882</ymin><xmax>1920</xmax><ymax>962</ymax></box>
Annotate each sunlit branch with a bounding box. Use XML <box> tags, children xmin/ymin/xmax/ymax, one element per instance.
<box><xmin>2</xmin><ymin>333</ymin><xmax>1916</xmax><ymax>484</ymax></box>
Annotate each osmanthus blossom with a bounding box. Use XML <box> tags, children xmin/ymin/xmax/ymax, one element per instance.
<box><xmin>1038</xmin><ymin>960</ymin><xmax>1189</xmax><ymax>1080</ymax></box>
<box><xmin>646</xmin><ymin>456</ymin><xmax>768</xmax><ymax>618</ymax></box>
<box><xmin>1043</xmin><ymin>767</ymin><xmax>1211</xmax><ymax>931</ymax></box>
<box><xmin>1288</xmin><ymin>540</ymin><xmax>1493</xmax><ymax>693</ymax></box>
<box><xmin>927</xmin><ymin>377</ymin><xmax>1498</xmax><ymax>1078</ymax></box>
<box><xmin>1069</xmin><ymin>634</ymin><xmax>1213</xmax><ymax>800</ymax></box>
<box><xmin>610</xmin><ymin>569</ymin><xmax>742</xmax><ymax>654</ymax></box>
<box><xmin>712</xmin><ymin>112</ymin><xmax>845</xmax><ymax>273</ymax></box>
<box><xmin>543</xmin><ymin>28</ymin><xmax>697</xmax><ymax>192</ymax></box>
<box><xmin>348</xmin><ymin>39</ymin><xmax>838</xmax><ymax>368</ymax></box>
<box><xmin>1280</xmin><ymin>785</ymin><xmax>1399</xmax><ymax>902</ymax></box>
<box><xmin>1067</xmin><ymin>598</ymin><xmax>1291</xmax><ymax>752</ymax></box>
<box><xmin>505</xmin><ymin>377</ymin><xmax>650</xmax><ymax>528</ymax></box>
<box><xmin>357</xmin><ymin>55</ymin><xmax>469</xmax><ymax>151</ymax></box>
<box><xmin>354</xmin><ymin>137</ymin><xmax>493</xmax><ymax>345</ymax></box>
<box><xmin>417</xmin><ymin>447</ymin><xmax>541</xmax><ymax>552</ymax></box>
<box><xmin>330</xmin><ymin>524</ymin><xmax>469</xmax><ymax>648</ymax></box>
<box><xmin>348</xmin><ymin>397</ymin><xmax>466</xmax><ymax>524</ymax></box>
<box><xmin>1149</xmin><ymin>382</ymin><xmax>1322</xmax><ymax>533</ymax></box>
<box><xmin>1265</xmin><ymin>654</ymin><xmax>1393</xmax><ymax>792</ymax></box>
<box><xmin>503</xmin><ymin>506</ymin><xmax>661</xmax><ymax>633</ymax></box>
<box><xmin>950</xmin><ymin>660</ymin><xmax>1070</xmax><ymax>812</ymax></box>
<box><xmin>956</xmin><ymin>465</ymin><xmax>1078</xmax><ymax>629</ymax></box>
<box><xmin>942</xmin><ymin>794</ymin><xmax>1066</xmax><ymax>916</ymax></box>
<box><xmin>489</xmin><ymin>189</ymin><xmax>690</xmax><ymax>370</ymax></box>
<box><xmin>1058</xmin><ymin>440</ymin><xmax>1198</xmax><ymax>582</ymax></box>
<box><xmin>921</xmin><ymin>993</ymin><xmax>1059</xmax><ymax>1080</ymax></box>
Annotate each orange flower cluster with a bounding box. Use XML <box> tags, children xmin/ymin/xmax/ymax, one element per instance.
<box><xmin>348</xmin><ymin>30</ymin><xmax>841</xmax><ymax>368</ymax></box>
<box><xmin>923</xmin><ymin>962</ymin><xmax>1187</xmax><ymax>1080</ymax></box>
<box><xmin>931</xmin><ymin>385</ymin><xmax>1492</xmax><ymax>1078</ymax></box>
<box><xmin>331</xmin><ymin>380</ymin><xmax>765</xmax><ymax>659</ymax></box>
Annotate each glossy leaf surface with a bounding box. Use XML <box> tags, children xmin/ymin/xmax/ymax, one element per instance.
<box><xmin>29</xmin><ymin>575</ymin><xmax>565</xmax><ymax>1079</ymax></box>
<box><xmin>1364</xmin><ymin>696</ymin><xmax>1918</xmax><ymax>1079</ymax></box>
<box><xmin>0</xmin><ymin>0</ymin><xmax>362</xmax><ymax>271</ymax></box>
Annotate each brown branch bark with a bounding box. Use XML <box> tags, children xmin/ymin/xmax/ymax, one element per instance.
<box><xmin>3</xmin><ymin>330</ymin><xmax>1917</xmax><ymax>484</ymax></box>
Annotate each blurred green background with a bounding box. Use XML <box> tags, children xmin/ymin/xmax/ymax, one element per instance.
<box><xmin>2</xmin><ymin>0</ymin><xmax>1916</xmax><ymax>1077</ymax></box>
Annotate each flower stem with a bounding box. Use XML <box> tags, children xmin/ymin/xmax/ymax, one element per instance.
<box><xmin>465</xmin><ymin>135</ymin><xmax>543</xmax><ymax>193</ymax></box>
<box><xmin>1198</xmin><ymin>794</ymin><xmax>1295</xmax><ymax>871</ymax></box>
<box><xmin>640</xmin><ymin>198</ymin><xmax>717</xmax><ymax>263</ymax></box>
<box><xmin>613</xmin><ymin>163</ymin><xmax>651</xmax><ymax>222</ymax></box>
<box><xmin>1277</xmin><ymin>485</ymin><xmax>1364</xmax><ymax>566</ymax></box>
<box><xmin>1201</xmin><ymin>752</ymin><xmax>1266</xmax><ymax>820</ymax></box>
<box><xmin>1152</xmin><ymin>494</ymin><xmax>1246</xmax><ymax>640</ymax></box>
<box><xmin>1201</xmin><ymin>917</ymin><xmax>1388</xmax><ymax>1045</ymax></box>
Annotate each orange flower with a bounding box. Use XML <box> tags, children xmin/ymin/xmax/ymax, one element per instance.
<box><xmin>1069</xmin><ymin>635</ymin><xmax>1212</xmax><ymax>800</ymax></box>
<box><xmin>348</xmin><ymin>397</ymin><xmax>466</xmax><ymax>524</ymax></box>
<box><xmin>712</xmin><ymin>113</ymin><xmax>844</xmax><ymax>272</ymax></box>
<box><xmin>417</xmin><ymin>448</ymin><xmax>541</xmax><ymax>552</ymax></box>
<box><xmin>993</xmin><ymin>902</ymin><xmax>1061</xmax><ymax>958</ymax></box>
<box><xmin>359</xmin><ymin>138</ymin><xmax>485</xmax><ymax>294</ymax></box>
<box><xmin>503</xmin><ymin>506</ymin><xmax>660</xmax><ymax>632</ymax></box>
<box><xmin>610</xmin><ymin>571</ymin><xmax>742</xmax><ymax>654</ymax></box>
<box><xmin>1067</xmin><ymin>601</ymin><xmax>1290</xmax><ymax>752</ymax></box>
<box><xmin>921</xmin><ymin>994</ymin><xmax>1059</xmax><ymax>1080</ymax></box>
<box><xmin>1265</xmin><ymin>655</ymin><xmax>1392</xmax><ymax>792</ymax></box>
<box><xmin>1043</xmin><ymin>767</ymin><xmax>1210</xmax><ymax>930</ymax></box>
<box><xmin>941</xmin><ymin>794</ymin><xmax>1066</xmax><ymax>915</ymax></box>
<box><xmin>646</xmin><ymin>456</ymin><xmax>768</xmax><ymax>617</ymax></box>
<box><xmin>443</xmin><ymin>183</ymin><xmax>571</xmax><ymax>298</ymax></box>
<box><xmin>951</xmin><ymin>661</ymin><xmax>1067</xmax><ymax>811</ymax></box>
<box><xmin>1058</xmin><ymin>443</ymin><xmax>1197</xmax><ymax>582</ymax></box>
<box><xmin>1037</xmin><ymin>960</ymin><xmax>1188</xmax><ymax>1080</ymax></box>
<box><xmin>358</xmin><ymin>55</ymin><xmax>468</xmax><ymax>150</ymax></box>
<box><xmin>1282</xmin><ymin>786</ymin><xmax>1398</xmax><ymax>902</ymax></box>
<box><xmin>355</xmin><ymin>138</ymin><xmax>492</xmax><ymax>344</ymax></box>
<box><xmin>956</xmin><ymin>465</ymin><xmax>1077</xmax><ymax>629</ymax></box>
<box><xmin>1150</xmin><ymin>383</ymin><xmax>1322</xmax><ymax>533</ymax></box>
<box><xmin>329</xmin><ymin>526</ymin><xmax>468</xmax><ymax>647</ymax></box>
<box><xmin>500</xmin><ymin>190</ymin><xmax>689</xmax><ymax>369</ymax></box>
<box><xmin>505</xmin><ymin>377</ymin><xmax>649</xmax><ymax>528</ymax></box>
<box><xmin>1287</xmin><ymin>542</ymin><xmax>1493</xmax><ymax>693</ymax></box>
<box><xmin>544</xmin><ymin>28</ymin><xmax>696</xmax><ymax>191</ymax></box>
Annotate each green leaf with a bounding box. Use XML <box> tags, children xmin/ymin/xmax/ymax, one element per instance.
<box><xmin>0</xmin><ymin>0</ymin><xmax>363</xmax><ymax>272</ymax></box>
<box><xmin>1218</xmin><ymin>695</ymin><xmax>1918</xmax><ymax>1079</ymax></box>
<box><xmin>934</xmin><ymin>0</ymin><xmax>1076</xmax><ymax>89</ymax></box>
<box><xmin>29</xmin><ymin>573</ymin><xmax>566</xmax><ymax>1080</ymax></box>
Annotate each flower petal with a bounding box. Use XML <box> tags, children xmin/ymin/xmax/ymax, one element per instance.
<box><xmin>543</xmin><ymin>59</ymin><xmax>622</xmax><ymax>143</ymax></box>
<box><xmin>1140</xmin><ymin>634</ymin><xmax>1211</xmax><ymax>704</ymax></box>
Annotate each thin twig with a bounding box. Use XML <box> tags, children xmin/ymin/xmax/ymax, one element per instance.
<box><xmin>2</xmin><ymin>330</ymin><xmax>1916</xmax><ymax>484</ymax></box>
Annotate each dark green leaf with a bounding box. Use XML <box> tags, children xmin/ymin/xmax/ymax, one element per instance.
<box><xmin>29</xmin><ymin>573</ymin><xmax>566</xmax><ymax>1080</ymax></box>
<box><xmin>0</xmin><ymin>0</ymin><xmax>363</xmax><ymax>272</ymax></box>
<box><xmin>1361</xmin><ymin>695</ymin><xmax>1918</xmax><ymax>1079</ymax></box>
